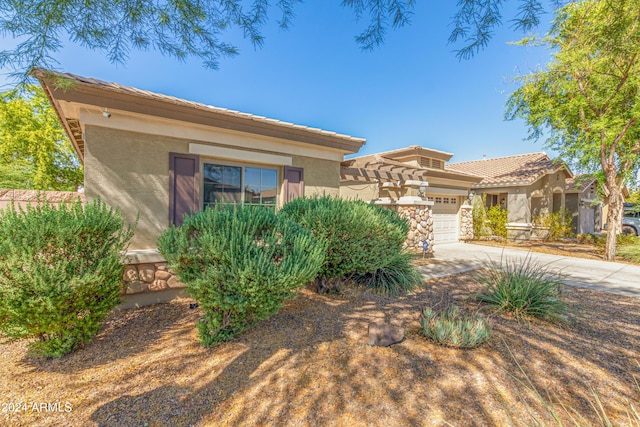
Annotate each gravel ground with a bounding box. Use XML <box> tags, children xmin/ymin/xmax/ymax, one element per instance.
<box><xmin>1</xmin><ymin>270</ymin><xmax>639</xmax><ymax>426</ymax></box>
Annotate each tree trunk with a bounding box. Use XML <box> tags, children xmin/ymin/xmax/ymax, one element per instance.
<box><xmin>604</xmin><ymin>178</ymin><xmax>624</xmax><ymax>261</ymax></box>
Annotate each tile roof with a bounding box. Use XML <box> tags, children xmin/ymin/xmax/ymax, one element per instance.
<box><xmin>447</xmin><ymin>152</ymin><xmax>569</xmax><ymax>187</ymax></box>
<box><xmin>565</xmin><ymin>174</ymin><xmax>597</xmax><ymax>192</ymax></box>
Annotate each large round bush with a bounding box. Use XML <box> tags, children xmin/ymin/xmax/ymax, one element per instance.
<box><xmin>158</xmin><ymin>205</ymin><xmax>324</xmax><ymax>346</ymax></box>
<box><xmin>279</xmin><ymin>196</ymin><xmax>410</xmax><ymax>291</ymax></box>
<box><xmin>0</xmin><ymin>199</ymin><xmax>134</xmax><ymax>357</ymax></box>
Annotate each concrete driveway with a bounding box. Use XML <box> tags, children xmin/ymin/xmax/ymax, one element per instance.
<box><xmin>416</xmin><ymin>242</ymin><xmax>640</xmax><ymax>297</ymax></box>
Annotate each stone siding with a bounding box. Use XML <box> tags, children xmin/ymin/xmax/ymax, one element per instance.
<box><xmin>459</xmin><ymin>204</ymin><xmax>473</xmax><ymax>241</ymax></box>
<box><xmin>122</xmin><ymin>262</ymin><xmax>184</xmax><ymax>295</ymax></box>
<box><xmin>384</xmin><ymin>204</ymin><xmax>434</xmax><ymax>253</ymax></box>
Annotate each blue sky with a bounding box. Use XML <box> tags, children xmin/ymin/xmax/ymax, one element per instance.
<box><xmin>3</xmin><ymin>2</ymin><xmax>557</xmax><ymax>163</ymax></box>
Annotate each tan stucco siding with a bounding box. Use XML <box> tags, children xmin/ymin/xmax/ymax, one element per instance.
<box><xmin>84</xmin><ymin>126</ymin><xmax>345</xmax><ymax>250</ymax></box>
<box><xmin>291</xmin><ymin>157</ymin><xmax>341</xmax><ymax>197</ymax></box>
<box><xmin>84</xmin><ymin>125</ymin><xmax>188</xmax><ymax>250</ymax></box>
<box><xmin>340</xmin><ymin>183</ymin><xmax>379</xmax><ymax>202</ymax></box>
<box><xmin>507</xmin><ymin>191</ymin><xmax>529</xmax><ymax>223</ymax></box>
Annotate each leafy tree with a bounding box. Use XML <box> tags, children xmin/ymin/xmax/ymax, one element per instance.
<box><xmin>0</xmin><ymin>84</ymin><xmax>82</xmax><ymax>190</ymax></box>
<box><xmin>506</xmin><ymin>0</ymin><xmax>640</xmax><ymax>260</ymax></box>
<box><xmin>0</xmin><ymin>1</ymin><xmax>567</xmax><ymax>81</ymax></box>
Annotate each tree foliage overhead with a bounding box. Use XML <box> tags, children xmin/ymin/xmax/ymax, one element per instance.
<box><xmin>506</xmin><ymin>0</ymin><xmax>640</xmax><ymax>260</ymax></box>
<box><xmin>0</xmin><ymin>84</ymin><xmax>83</xmax><ymax>190</ymax></box>
<box><xmin>0</xmin><ymin>0</ymin><xmax>567</xmax><ymax>80</ymax></box>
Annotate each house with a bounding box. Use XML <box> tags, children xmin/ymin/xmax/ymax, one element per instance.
<box><xmin>35</xmin><ymin>69</ymin><xmax>365</xmax><ymax>298</ymax></box>
<box><xmin>340</xmin><ymin>146</ymin><xmax>482</xmax><ymax>248</ymax></box>
<box><xmin>446</xmin><ymin>152</ymin><xmax>598</xmax><ymax>239</ymax></box>
<box><xmin>565</xmin><ymin>175</ymin><xmax>602</xmax><ymax>234</ymax></box>
<box><xmin>35</xmin><ymin>69</ymin><xmax>366</xmax><ymax>250</ymax></box>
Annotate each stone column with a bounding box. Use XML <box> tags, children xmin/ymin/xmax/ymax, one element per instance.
<box><xmin>376</xmin><ymin>198</ymin><xmax>434</xmax><ymax>253</ymax></box>
<box><xmin>459</xmin><ymin>204</ymin><xmax>473</xmax><ymax>241</ymax></box>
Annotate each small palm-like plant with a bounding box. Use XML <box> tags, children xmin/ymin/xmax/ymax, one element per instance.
<box><xmin>474</xmin><ymin>254</ymin><xmax>567</xmax><ymax>322</ymax></box>
<box><xmin>420</xmin><ymin>305</ymin><xmax>491</xmax><ymax>349</ymax></box>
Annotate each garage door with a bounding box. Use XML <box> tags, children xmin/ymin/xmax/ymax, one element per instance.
<box><xmin>430</xmin><ymin>196</ymin><xmax>460</xmax><ymax>244</ymax></box>
<box><xmin>433</xmin><ymin>214</ymin><xmax>459</xmax><ymax>243</ymax></box>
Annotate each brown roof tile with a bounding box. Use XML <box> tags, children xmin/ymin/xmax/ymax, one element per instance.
<box><xmin>565</xmin><ymin>174</ymin><xmax>597</xmax><ymax>192</ymax></box>
<box><xmin>447</xmin><ymin>152</ymin><xmax>569</xmax><ymax>186</ymax></box>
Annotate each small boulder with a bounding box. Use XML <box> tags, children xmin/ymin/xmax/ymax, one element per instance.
<box><xmin>368</xmin><ymin>322</ymin><xmax>405</xmax><ymax>347</ymax></box>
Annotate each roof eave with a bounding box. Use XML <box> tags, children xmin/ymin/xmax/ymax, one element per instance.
<box><xmin>34</xmin><ymin>69</ymin><xmax>366</xmax><ymax>156</ymax></box>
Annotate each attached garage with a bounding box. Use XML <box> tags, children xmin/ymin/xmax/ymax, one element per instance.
<box><xmin>430</xmin><ymin>196</ymin><xmax>460</xmax><ymax>244</ymax></box>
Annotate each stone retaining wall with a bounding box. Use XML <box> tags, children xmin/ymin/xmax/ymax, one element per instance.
<box><xmin>122</xmin><ymin>262</ymin><xmax>184</xmax><ymax>295</ymax></box>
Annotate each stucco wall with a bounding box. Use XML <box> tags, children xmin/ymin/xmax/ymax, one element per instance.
<box><xmin>84</xmin><ymin>126</ymin><xmax>188</xmax><ymax>250</ymax></box>
<box><xmin>507</xmin><ymin>190</ymin><xmax>529</xmax><ymax>223</ymax></box>
<box><xmin>339</xmin><ymin>182</ymin><xmax>379</xmax><ymax>202</ymax></box>
<box><xmin>84</xmin><ymin>125</ymin><xmax>344</xmax><ymax>250</ymax></box>
<box><xmin>291</xmin><ymin>156</ymin><xmax>341</xmax><ymax>197</ymax></box>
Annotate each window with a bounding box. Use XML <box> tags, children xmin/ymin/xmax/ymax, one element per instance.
<box><xmin>451</xmin><ymin>197</ymin><xmax>457</xmax><ymax>204</ymax></box>
<box><xmin>203</xmin><ymin>163</ymin><xmax>277</xmax><ymax>208</ymax></box>
<box><xmin>435</xmin><ymin>197</ymin><xmax>442</xmax><ymax>203</ymax></box>
<box><xmin>443</xmin><ymin>197</ymin><xmax>450</xmax><ymax>204</ymax></box>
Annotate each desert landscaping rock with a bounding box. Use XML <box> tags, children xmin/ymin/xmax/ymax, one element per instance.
<box><xmin>368</xmin><ymin>322</ymin><xmax>405</xmax><ymax>346</ymax></box>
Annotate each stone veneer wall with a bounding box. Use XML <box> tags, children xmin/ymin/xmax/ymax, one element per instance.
<box><xmin>385</xmin><ymin>204</ymin><xmax>434</xmax><ymax>253</ymax></box>
<box><xmin>122</xmin><ymin>263</ymin><xmax>184</xmax><ymax>295</ymax></box>
<box><xmin>459</xmin><ymin>204</ymin><xmax>473</xmax><ymax>241</ymax></box>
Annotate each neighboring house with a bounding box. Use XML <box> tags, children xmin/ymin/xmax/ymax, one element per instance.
<box><xmin>35</xmin><ymin>69</ymin><xmax>366</xmax><ymax>252</ymax></box>
<box><xmin>340</xmin><ymin>146</ymin><xmax>482</xmax><ymax>245</ymax></box>
<box><xmin>447</xmin><ymin>152</ymin><xmax>597</xmax><ymax>239</ymax></box>
<box><xmin>565</xmin><ymin>175</ymin><xmax>602</xmax><ymax>234</ymax></box>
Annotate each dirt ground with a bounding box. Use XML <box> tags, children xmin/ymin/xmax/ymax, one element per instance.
<box><xmin>1</xmin><ymin>270</ymin><xmax>639</xmax><ymax>427</ymax></box>
<box><xmin>468</xmin><ymin>239</ymin><xmax>607</xmax><ymax>261</ymax></box>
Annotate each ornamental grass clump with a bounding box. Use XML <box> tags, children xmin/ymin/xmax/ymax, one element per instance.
<box><xmin>420</xmin><ymin>305</ymin><xmax>491</xmax><ymax>349</ymax></box>
<box><xmin>158</xmin><ymin>205</ymin><xmax>324</xmax><ymax>346</ymax></box>
<box><xmin>0</xmin><ymin>199</ymin><xmax>134</xmax><ymax>357</ymax></box>
<box><xmin>279</xmin><ymin>196</ymin><xmax>411</xmax><ymax>293</ymax></box>
<box><xmin>474</xmin><ymin>254</ymin><xmax>568</xmax><ymax>322</ymax></box>
<box><xmin>353</xmin><ymin>252</ymin><xmax>423</xmax><ymax>296</ymax></box>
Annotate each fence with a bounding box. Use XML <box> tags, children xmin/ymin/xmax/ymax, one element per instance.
<box><xmin>0</xmin><ymin>189</ymin><xmax>84</xmax><ymax>211</ymax></box>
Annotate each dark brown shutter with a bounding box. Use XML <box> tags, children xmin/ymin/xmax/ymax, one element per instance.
<box><xmin>169</xmin><ymin>153</ymin><xmax>200</xmax><ymax>226</ymax></box>
<box><xmin>284</xmin><ymin>166</ymin><xmax>304</xmax><ymax>203</ymax></box>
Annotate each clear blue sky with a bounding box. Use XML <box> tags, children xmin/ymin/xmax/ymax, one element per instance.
<box><xmin>3</xmin><ymin>2</ymin><xmax>557</xmax><ymax>163</ymax></box>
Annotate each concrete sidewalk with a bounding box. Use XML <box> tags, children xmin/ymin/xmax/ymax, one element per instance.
<box><xmin>416</xmin><ymin>242</ymin><xmax>640</xmax><ymax>297</ymax></box>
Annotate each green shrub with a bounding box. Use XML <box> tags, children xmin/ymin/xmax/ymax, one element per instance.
<box><xmin>472</xmin><ymin>194</ymin><xmax>490</xmax><ymax>238</ymax></box>
<box><xmin>534</xmin><ymin>209</ymin><xmax>574</xmax><ymax>240</ymax></box>
<box><xmin>0</xmin><ymin>199</ymin><xmax>134</xmax><ymax>357</ymax></box>
<box><xmin>486</xmin><ymin>205</ymin><xmax>509</xmax><ymax>239</ymax></box>
<box><xmin>158</xmin><ymin>205</ymin><xmax>324</xmax><ymax>346</ymax></box>
<box><xmin>576</xmin><ymin>232</ymin><xmax>602</xmax><ymax>245</ymax></box>
<box><xmin>617</xmin><ymin>239</ymin><xmax>640</xmax><ymax>263</ymax></box>
<box><xmin>279</xmin><ymin>196</ymin><xmax>409</xmax><ymax>292</ymax></box>
<box><xmin>352</xmin><ymin>252</ymin><xmax>423</xmax><ymax>296</ymax></box>
<box><xmin>474</xmin><ymin>254</ymin><xmax>567</xmax><ymax>322</ymax></box>
<box><xmin>420</xmin><ymin>305</ymin><xmax>491</xmax><ymax>349</ymax></box>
